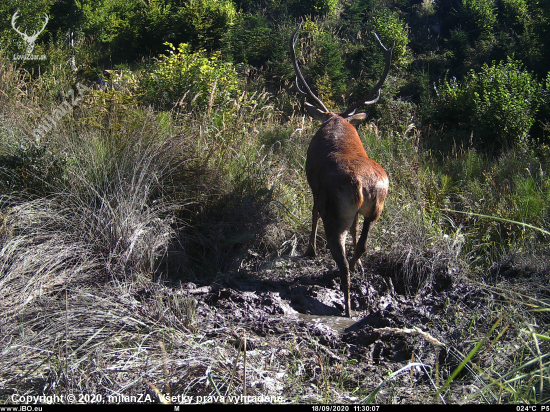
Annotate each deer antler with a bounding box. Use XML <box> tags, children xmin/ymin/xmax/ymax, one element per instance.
<box><xmin>340</xmin><ymin>33</ymin><xmax>393</xmax><ymax>117</ymax></box>
<box><xmin>290</xmin><ymin>22</ymin><xmax>330</xmax><ymax>114</ymax></box>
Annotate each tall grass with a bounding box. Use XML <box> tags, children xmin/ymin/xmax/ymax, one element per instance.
<box><xmin>0</xmin><ymin>58</ymin><xmax>195</xmax><ymax>397</ymax></box>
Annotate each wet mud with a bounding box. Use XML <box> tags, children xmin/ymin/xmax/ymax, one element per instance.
<box><xmin>163</xmin><ymin>251</ymin><xmax>495</xmax><ymax>403</ymax></box>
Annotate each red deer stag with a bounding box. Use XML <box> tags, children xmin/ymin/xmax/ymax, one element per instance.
<box><xmin>290</xmin><ymin>23</ymin><xmax>392</xmax><ymax>317</ymax></box>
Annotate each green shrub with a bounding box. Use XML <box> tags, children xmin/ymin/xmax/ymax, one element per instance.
<box><xmin>434</xmin><ymin>58</ymin><xmax>542</xmax><ymax>150</ymax></box>
<box><xmin>75</xmin><ymin>0</ymin><xmax>236</xmax><ymax>63</ymax></box>
<box><xmin>140</xmin><ymin>43</ymin><xmax>240</xmax><ymax>113</ymax></box>
<box><xmin>287</xmin><ymin>0</ymin><xmax>339</xmax><ymax>17</ymax></box>
<box><xmin>500</xmin><ymin>0</ymin><xmax>530</xmax><ymax>32</ymax></box>
<box><xmin>77</xmin><ymin>0</ymin><xmax>144</xmax><ymax>62</ymax></box>
<box><xmin>299</xmin><ymin>23</ymin><xmax>346</xmax><ymax>108</ymax></box>
<box><xmin>227</xmin><ymin>14</ymin><xmax>272</xmax><ymax>67</ymax></box>
<box><xmin>234</xmin><ymin>0</ymin><xmax>337</xmax><ymax>17</ymax></box>
<box><xmin>462</xmin><ymin>0</ymin><xmax>498</xmax><ymax>37</ymax></box>
<box><xmin>176</xmin><ymin>0</ymin><xmax>236</xmax><ymax>51</ymax></box>
<box><xmin>369</xmin><ymin>8</ymin><xmax>411</xmax><ymax>68</ymax></box>
<box><xmin>472</xmin><ymin>59</ymin><xmax>541</xmax><ymax>147</ymax></box>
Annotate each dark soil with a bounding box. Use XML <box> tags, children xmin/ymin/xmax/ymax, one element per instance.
<box><xmin>163</xmin><ymin>250</ymin><xmax>505</xmax><ymax>403</ymax></box>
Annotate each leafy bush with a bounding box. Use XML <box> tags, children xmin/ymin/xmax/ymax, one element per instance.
<box><xmin>176</xmin><ymin>0</ymin><xmax>236</xmax><ymax>51</ymax></box>
<box><xmin>287</xmin><ymin>0</ymin><xmax>339</xmax><ymax>17</ymax></box>
<box><xmin>227</xmin><ymin>14</ymin><xmax>273</xmax><ymax>67</ymax></box>
<box><xmin>75</xmin><ymin>0</ymin><xmax>236</xmax><ymax>63</ymax></box>
<box><xmin>341</xmin><ymin>2</ymin><xmax>410</xmax><ymax>67</ymax></box>
<box><xmin>76</xmin><ymin>0</ymin><xmax>145</xmax><ymax>62</ymax></box>
<box><xmin>369</xmin><ymin>8</ymin><xmax>411</xmax><ymax>68</ymax></box>
<box><xmin>434</xmin><ymin>58</ymin><xmax>542</xmax><ymax>150</ymax></box>
<box><xmin>339</xmin><ymin>4</ymin><xmax>411</xmax><ymax>121</ymax></box>
<box><xmin>500</xmin><ymin>0</ymin><xmax>530</xmax><ymax>32</ymax></box>
<box><xmin>462</xmin><ymin>0</ymin><xmax>498</xmax><ymax>37</ymax></box>
<box><xmin>234</xmin><ymin>0</ymin><xmax>337</xmax><ymax>17</ymax></box>
<box><xmin>297</xmin><ymin>22</ymin><xmax>347</xmax><ymax>108</ymax></box>
<box><xmin>472</xmin><ymin>59</ymin><xmax>541</xmax><ymax>147</ymax></box>
<box><xmin>140</xmin><ymin>43</ymin><xmax>240</xmax><ymax>113</ymax></box>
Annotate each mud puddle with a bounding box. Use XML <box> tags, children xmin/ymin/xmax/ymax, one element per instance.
<box><xmin>164</xmin><ymin>252</ymin><xmax>509</xmax><ymax>402</ymax></box>
<box><xmin>296</xmin><ymin>313</ymin><xmax>357</xmax><ymax>333</ymax></box>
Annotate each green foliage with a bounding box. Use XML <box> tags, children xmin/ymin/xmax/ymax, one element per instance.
<box><xmin>76</xmin><ymin>0</ymin><xmax>144</xmax><ymax>61</ymax></box>
<box><xmin>462</xmin><ymin>0</ymin><xmax>498</xmax><ymax>37</ymax></box>
<box><xmin>472</xmin><ymin>59</ymin><xmax>541</xmax><ymax>147</ymax></box>
<box><xmin>445</xmin><ymin>28</ymin><xmax>471</xmax><ymax>68</ymax></box>
<box><xmin>370</xmin><ymin>9</ymin><xmax>411</xmax><ymax>68</ymax></box>
<box><xmin>342</xmin><ymin>2</ymin><xmax>411</xmax><ymax>70</ymax></box>
<box><xmin>337</xmin><ymin>3</ymin><xmax>411</xmax><ymax>118</ymax></box>
<box><xmin>500</xmin><ymin>0</ymin><xmax>530</xmax><ymax>31</ymax></box>
<box><xmin>434</xmin><ymin>58</ymin><xmax>542</xmax><ymax>150</ymax></box>
<box><xmin>227</xmin><ymin>14</ymin><xmax>272</xmax><ymax>66</ymax></box>
<box><xmin>140</xmin><ymin>43</ymin><xmax>240</xmax><ymax>113</ymax></box>
<box><xmin>74</xmin><ymin>0</ymin><xmax>236</xmax><ymax>63</ymax></box>
<box><xmin>176</xmin><ymin>0</ymin><xmax>236</xmax><ymax>51</ymax></box>
<box><xmin>431</xmin><ymin>0</ymin><xmax>550</xmax><ymax>79</ymax></box>
<box><xmin>76</xmin><ymin>0</ymin><xmax>130</xmax><ymax>44</ymax></box>
<box><xmin>287</xmin><ymin>0</ymin><xmax>339</xmax><ymax>17</ymax></box>
<box><xmin>303</xmin><ymin>25</ymin><xmax>347</xmax><ymax>107</ymax></box>
<box><xmin>234</xmin><ymin>0</ymin><xmax>338</xmax><ymax>17</ymax></box>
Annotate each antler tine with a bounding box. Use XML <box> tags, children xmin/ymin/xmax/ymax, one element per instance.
<box><xmin>295</xmin><ymin>77</ymin><xmax>308</xmax><ymax>97</ymax></box>
<box><xmin>340</xmin><ymin>33</ymin><xmax>393</xmax><ymax>117</ymax></box>
<box><xmin>290</xmin><ymin>23</ymin><xmax>329</xmax><ymax>113</ymax></box>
